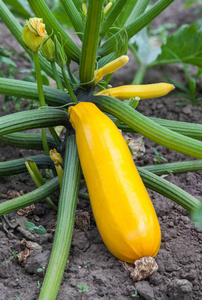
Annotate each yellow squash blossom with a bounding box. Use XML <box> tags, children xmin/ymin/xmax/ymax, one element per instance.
<box><xmin>22</xmin><ymin>17</ymin><xmax>47</xmax><ymax>52</ymax></box>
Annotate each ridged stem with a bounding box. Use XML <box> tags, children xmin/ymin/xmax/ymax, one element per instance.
<box><xmin>79</xmin><ymin>0</ymin><xmax>104</xmax><ymax>86</ymax></box>
<box><xmin>0</xmin><ymin>132</ymin><xmax>57</xmax><ymax>150</ymax></box>
<box><xmin>0</xmin><ymin>108</ymin><xmax>69</xmax><ymax>136</ymax></box>
<box><xmin>60</xmin><ymin>0</ymin><xmax>84</xmax><ymax>40</ymax></box>
<box><xmin>138</xmin><ymin>168</ymin><xmax>200</xmax><ymax>212</ymax></box>
<box><xmin>38</xmin><ymin>135</ymin><xmax>81</xmax><ymax>300</ymax></box>
<box><xmin>100</xmin><ymin>0</ymin><xmax>128</xmax><ymax>37</ymax></box>
<box><xmin>0</xmin><ymin>177</ymin><xmax>59</xmax><ymax>216</ymax></box>
<box><xmin>99</xmin><ymin>0</ymin><xmax>175</xmax><ymax>57</ymax></box>
<box><xmin>27</xmin><ymin>0</ymin><xmax>81</xmax><ymax>62</ymax></box>
<box><xmin>140</xmin><ymin>160</ymin><xmax>202</xmax><ymax>175</ymax></box>
<box><xmin>0</xmin><ymin>155</ymin><xmax>54</xmax><ymax>176</ymax></box>
<box><xmin>125</xmin><ymin>0</ymin><xmax>150</xmax><ymax>26</ymax></box>
<box><xmin>0</xmin><ymin>77</ymin><xmax>71</xmax><ymax>106</ymax></box>
<box><xmin>92</xmin><ymin>95</ymin><xmax>202</xmax><ymax>159</ymax></box>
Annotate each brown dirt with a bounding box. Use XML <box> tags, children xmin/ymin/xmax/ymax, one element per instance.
<box><xmin>0</xmin><ymin>1</ymin><xmax>202</xmax><ymax>299</ymax></box>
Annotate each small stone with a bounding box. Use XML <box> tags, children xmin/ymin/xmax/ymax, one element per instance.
<box><xmin>0</xmin><ymin>260</ymin><xmax>12</xmax><ymax>278</ymax></box>
<box><xmin>135</xmin><ymin>281</ymin><xmax>154</xmax><ymax>300</ymax></box>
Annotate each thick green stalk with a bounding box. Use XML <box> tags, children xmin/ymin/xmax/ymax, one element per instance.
<box><xmin>38</xmin><ymin>135</ymin><xmax>81</xmax><ymax>300</ymax></box>
<box><xmin>98</xmin><ymin>0</ymin><xmax>175</xmax><ymax>57</ymax></box>
<box><xmin>0</xmin><ymin>78</ymin><xmax>71</xmax><ymax>106</ymax></box>
<box><xmin>140</xmin><ymin>160</ymin><xmax>202</xmax><ymax>175</ymax></box>
<box><xmin>138</xmin><ymin>168</ymin><xmax>200</xmax><ymax>212</ymax></box>
<box><xmin>61</xmin><ymin>67</ymin><xmax>77</xmax><ymax>102</ymax></box>
<box><xmin>116</xmin><ymin>117</ymin><xmax>202</xmax><ymax>140</ymax></box>
<box><xmin>0</xmin><ymin>156</ymin><xmax>54</xmax><ymax>176</ymax></box>
<box><xmin>79</xmin><ymin>0</ymin><xmax>104</xmax><ymax>86</ymax></box>
<box><xmin>51</xmin><ymin>62</ymin><xmax>64</xmax><ymax>91</ymax></box>
<box><xmin>0</xmin><ymin>108</ymin><xmax>69</xmax><ymax>136</ymax></box>
<box><xmin>92</xmin><ymin>95</ymin><xmax>202</xmax><ymax>159</ymax></box>
<box><xmin>0</xmin><ymin>132</ymin><xmax>57</xmax><ymax>150</ymax></box>
<box><xmin>100</xmin><ymin>0</ymin><xmax>128</xmax><ymax>37</ymax></box>
<box><xmin>28</xmin><ymin>0</ymin><xmax>81</xmax><ymax>62</ymax></box>
<box><xmin>60</xmin><ymin>0</ymin><xmax>84</xmax><ymax>40</ymax></box>
<box><xmin>0</xmin><ymin>177</ymin><xmax>59</xmax><ymax>216</ymax></box>
<box><xmin>125</xmin><ymin>0</ymin><xmax>150</xmax><ymax>26</ymax></box>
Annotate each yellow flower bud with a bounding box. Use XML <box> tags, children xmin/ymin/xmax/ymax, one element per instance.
<box><xmin>94</xmin><ymin>55</ymin><xmax>129</xmax><ymax>85</ymax></box>
<box><xmin>41</xmin><ymin>38</ymin><xmax>55</xmax><ymax>62</ymax></box>
<box><xmin>104</xmin><ymin>1</ymin><xmax>113</xmax><ymax>14</ymax></box>
<box><xmin>49</xmin><ymin>149</ymin><xmax>63</xmax><ymax>165</ymax></box>
<box><xmin>22</xmin><ymin>17</ymin><xmax>47</xmax><ymax>52</ymax></box>
<box><xmin>82</xmin><ymin>2</ymin><xmax>87</xmax><ymax>15</ymax></box>
<box><xmin>96</xmin><ymin>83</ymin><xmax>175</xmax><ymax>99</ymax></box>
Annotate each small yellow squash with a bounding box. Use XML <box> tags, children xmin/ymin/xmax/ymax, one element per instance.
<box><xmin>69</xmin><ymin>102</ymin><xmax>161</xmax><ymax>263</ymax></box>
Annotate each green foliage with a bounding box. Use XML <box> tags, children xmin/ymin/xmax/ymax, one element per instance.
<box><xmin>77</xmin><ymin>284</ymin><xmax>88</xmax><ymax>293</ymax></box>
<box><xmin>9</xmin><ymin>248</ymin><xmax>19</xmax><ymax>259</ymax></box>
<box><xmin>153</xmin><ymin>148</ymin><xmax>168</xmax><ymax>163</ymax></box>
<box><xmin>24</xmin><ymin>221</ymin><xmax>47</xmax><ymax>235</ymax></box>
<box><xmin>152</xmin><ymin>24</ymin><xmax>202</xmax><ymax>68</ymax></box>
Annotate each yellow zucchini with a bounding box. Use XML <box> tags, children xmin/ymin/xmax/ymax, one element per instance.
<box><xmin>69</xmin><ymin>102</ymin><xmax>161</xmax><ymax>263</ymax></box>
<box><xmin>96</xmin><ymin>83</ymin><xmax>174</xmax><ymax>99</ymax></box>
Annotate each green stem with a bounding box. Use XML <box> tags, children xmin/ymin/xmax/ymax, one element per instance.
<box><xmin>92</xmin><ymin>95</ymin><xmax>202</xmax><ymax>159</ymax></box>
<box><xmin>33</xmin><ymin>52</ymin><xmax>46</xmax><ymax>107</ymax></box>
<box><xmin>0</xmin><ymin>155</ymin><xmax>54</xmax><ymax>177</ymax></box>
<box><xmin>132</xmin><ymin>63</ymin><xmax>147</xmax><ymax>85</ymax></box>
<box><xmin>38</xmin><ymin>135</ymin><xmax>81</xmax><ymax>300</ymax></box>
<box><xmin>100</xmin><ymin>0</ymin><xmax>128</xmax><ymax>38</ymax></box>
<box><xmin>0</xmin><ymin>108</ymin><xmax>70</xmax><ymax>136</ymax></box>
<box><xmin>0</xmin><ymin>77</ymin><xmax>71</xmax><ymax>106</ymax></box>
<box><xmin>33</xmin><ymin>51</ymin><xmax>49</xmax><ymax>155</ymax></box>
<box><xmin>60</xmin><ymin>0</ymin><xmax>84</xmax><ymax>40</ymax></box>
<box><xmin>140</xmin><ymin>160</ymin><xmax>202</xmax><ymax>175</ymax></box>
<box><xmin>0</xmin><ymin>177</ymin><xmax>59</xmax><ymax>216</ymax></box>
<box><xmin>125</xmin><ymin>0</ymin><xmax>150</xmax><ymax>26</ymax></box>
<box><xmin>79</xmin><ymin>0</ymin><xmax>104</xmax><ymax>87</ymax></box>
<box><xmin>0</xmin><ymin>132</ymin><xmax>57</xmax><ymax>150</ymax></box>
<box><xmin>61</xmin><ymin>67</ymin><xmax>77</xmax><ymax>102</ymax></box>
<box><xmin>99</xmin><ymin>0</ymin><xmax>175</xmax><ymax>57</ymax></box>
<box><xmin>48</xmin><ymin>127</ymin><xmax>61</xmax><ymax>147</ymax></box>
<box><xmin>51</xmin><ymin>62</ymin><xmax>64</xmax><ymax>90</ymax></box>
<box><xmin>138</xmin><ymin>168</ymin><xmax>199</xmax><ymax>212</ymax></box>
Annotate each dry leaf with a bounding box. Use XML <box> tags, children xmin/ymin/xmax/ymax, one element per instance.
<box><xmin>122</xmin><ymin>133</ymin><xmax>145</xmax><ymax>159</ymax></box>
<box><xmin>7</xmin><ymin>190</ymin><xmax>24</xmax><ymax>199</ymax></box>
<box><xmin>17</xmin><ymin>204</ymin><xmax>35</xmax><ymax>216</ymax></box>
<box><xmin>18</xmin><ymin>238</ymin><xmax>37</xmax><ymax>265</ymax></box>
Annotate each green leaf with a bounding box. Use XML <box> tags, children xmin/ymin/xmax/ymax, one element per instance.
<box><xmin>151</xmin><ymin>24</ymin><xmax>202</xmax><ymax>67</ymax></box>
<box><xmin>2</xmin><ymin>57</ymin><xmax>17</xmax><ymax>67</ymax></box>
<box><xmin>130</xmin><ymin>28</ymin><xmax>161</xmax><ymax>64</ymax></box>
<box><xmin>35</xmin><ymin>225</ymin><xmax>47</xmax><ymax>235</ymax></box>
<box><xmin>24</xmin><ymin>221</ymin><xmax>36</xmax><ymax>232</ymax></box>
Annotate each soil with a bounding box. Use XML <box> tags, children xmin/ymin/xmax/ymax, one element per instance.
<box><xmin>0</xmin><ymin>1</ymin><xmax>202</xmax><ymax>300</ymax></box>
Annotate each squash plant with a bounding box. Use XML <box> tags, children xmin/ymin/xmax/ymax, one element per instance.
<box><xmin>0</xmin><ymin>0</ymin><xmax>201</xmax><ymax>299</ymax></box>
